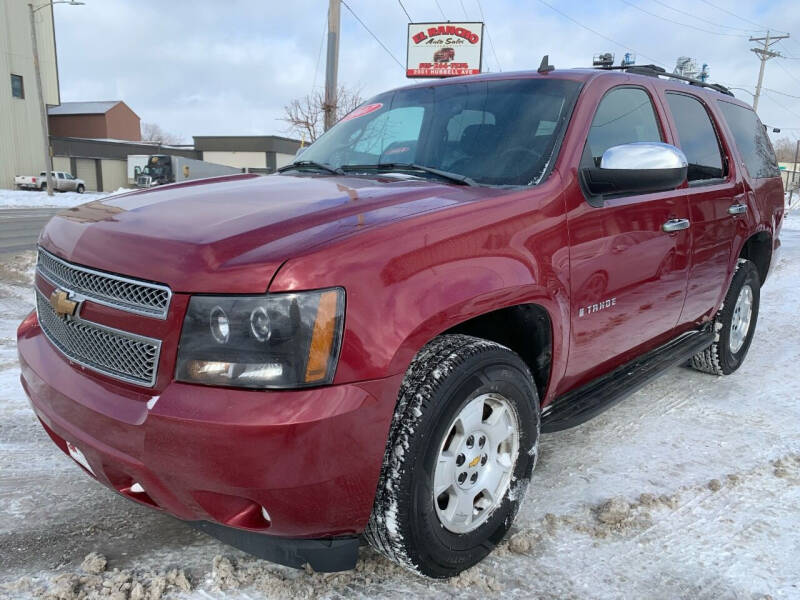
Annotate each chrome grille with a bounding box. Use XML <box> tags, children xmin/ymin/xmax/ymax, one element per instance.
<box><xmin>37</xmin><ymin>248</ymin><xmax>171</xmax><ymax>319</ymax></box>
<box><xmin>35</xmin><ymin>289</ymin><xmax>161</xmax><ymax>387</ymax></box>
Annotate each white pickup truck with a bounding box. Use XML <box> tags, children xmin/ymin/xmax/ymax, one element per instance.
<box><xmin>15</xmin><ymin>171</ymin><xmax>86</xmax><ymax>193</ymax></box>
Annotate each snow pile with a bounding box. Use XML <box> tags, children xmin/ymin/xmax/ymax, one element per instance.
<box><xmin>0</xmin><ymin>188</ymin><xmax>129</xmax><ymax>209</ymax></box>
<box><xmin>1</xmin><ymin>553</ymin><xmax>193</xmax><ymax>600</ymax></box>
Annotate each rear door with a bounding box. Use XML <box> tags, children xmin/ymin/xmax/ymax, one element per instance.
<box><xmin>563</xmin><ymin>84</ymin><xmax>691</xmax><ymax>386</ymax></box>
<box><xmin>661</xmin><ymin>91</ymin><xmax>741</xmax><ymax>325</ymax></box>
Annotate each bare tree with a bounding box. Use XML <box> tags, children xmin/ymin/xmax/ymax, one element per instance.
<box><xmin>281</xmin><ymin>86</ymin><xmax>363</xmax><ymax>143</ymax></box>
<box><xmin>772</xmin><ymin>136</ymin><xmax>800</xmax><ymax>163</ymax></box>
<box><xmin>141</xmin><ymin>122</ymin><xmax>184</xmax><ymax>146</ymax></box>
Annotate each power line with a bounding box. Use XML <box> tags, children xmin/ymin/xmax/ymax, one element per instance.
<box><xmin>433</xmin><ymin>0</ymin><xmax>447</xmax><ymax>20</ymax></box>
<box><xmin>765</xmin><ymin>88</ymin><xmax>800</xmax><ymax>100</ymax></box>
<box><xmin>311</xmin><ymin>10</ymin><xmax>328</xmax><ymax>91</ymax></box>
<box><xmin>397</xmin><ymin>0</ymin><xmax>412</xmax><ymax>22</ymax></box>
<box><xmin>340</xmin><ymin>0</ymin><xmax>405</xmax><ymax>69</ymax></box>
<box><xmin>536</xmin><ymin>0</ymin><xmax>666</xmax><ymax>66</ymax></box>
<box><xmin>475</xmin><ymin>0</ymin><xmax>501</xmax><ymax>72</ymax></box>
<box><xmin>696</xmin><ymin>0</ymin><xmax>788</xmax><ymax>35</ymax></box>
<box><xmin>619</xmin><ymin>0</ymin><xmax>750</xmax><ymax>38</ymax></box>
<box><xmin>763</xmin><ymin>91</ymin><xmax>800</xmax><ymax>122</ymax></box>
<box><xmin>459</xmin><ymin>0</ymin><xmax>469</xmax><ymax>20</ymax></box>
<box><xmin>646</xmin><ymin>0</ymin><xmax>761</xmax><ymax>33</ymax></box>
<box><xmin>775</xmin><ymin>61</ymin><xmax>800</xmax><ymax>86</ymax></box>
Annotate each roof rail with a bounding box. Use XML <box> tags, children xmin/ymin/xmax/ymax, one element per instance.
<box><xmin>591</xmin><ymin>64</ymin><xmax>734</xmax><ymax>97</ymax></box>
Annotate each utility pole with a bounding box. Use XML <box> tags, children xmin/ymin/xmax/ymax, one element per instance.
<box><xmin>750</xmin><ymin>31</ymin><xmax>790</xmax><ymax>112</ymax></box>
<box><xmin>29</xmin><ymin>3</ymin><xmax>53</xmax><ymax>196</ymax></box>
<box><xmin>323</xmin><ymin>0</ymin><xmax>341</xmax><ymax>132</ymax></box>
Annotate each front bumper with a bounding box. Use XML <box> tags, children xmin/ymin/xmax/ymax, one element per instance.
<box><xmin>18</xmin><ymin>310</ymin><xmax>402</xmax><ymax>567</ymax></box>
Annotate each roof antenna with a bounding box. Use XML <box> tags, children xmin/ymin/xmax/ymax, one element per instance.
<box><xmin>538</xmin><ymin>55</ymin><xmax>554</xmax><ymax>74</ymax></box>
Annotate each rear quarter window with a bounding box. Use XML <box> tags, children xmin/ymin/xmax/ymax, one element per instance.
<box><xmin>717</xmin><ymin>101</ymin><xmax>779</xmax><ymax>179</ymax></box>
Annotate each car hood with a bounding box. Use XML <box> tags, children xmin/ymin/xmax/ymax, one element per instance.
<box><xmin>39</xmin><ymin>173</ymin><xmax>489</xmax><ymax>293</ymax></box>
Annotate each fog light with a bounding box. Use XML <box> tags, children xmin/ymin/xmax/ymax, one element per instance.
<box><xmin>261</xmin><ymin>506</ymin><xmax>271</xmax><ymax>522</ymax></box>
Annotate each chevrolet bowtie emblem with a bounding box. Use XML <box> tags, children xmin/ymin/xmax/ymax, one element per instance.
<box><xmin>50</xmin><ymin>289</ymin><xmax>78</xmax><ymax>318</ymax></box>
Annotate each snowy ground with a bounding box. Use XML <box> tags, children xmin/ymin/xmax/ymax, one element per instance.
<box><xmin>0</xmin><ymin>212</ymin><xmax>798</xmax><ymax>599</ymax></box>
<box><xmin>0</xmin><ymin>188</ymin><xmax>128</xmax><ymax>209</ymax></box>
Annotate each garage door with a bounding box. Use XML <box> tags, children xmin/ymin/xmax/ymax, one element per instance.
<box><xmin>75</xmin><ymin>159</ymin><xmax>97</xmax><ymax>191</ymax></box>
<box><xmin>100</xmin><ymin>159</ymin><xmax>127</xmax><ymax>192</ymax></box>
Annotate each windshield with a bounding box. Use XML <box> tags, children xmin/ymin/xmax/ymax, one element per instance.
<box><xmin>296</xmin><ymin>78</ymin><xmax>581</xmax><ymax>186</ymax></box>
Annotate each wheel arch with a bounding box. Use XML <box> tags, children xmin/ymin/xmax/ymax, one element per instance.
<box><xmin>443</xmin><ymin>303</ymin><xmax>553</xmax><ymax>401</ymax></box>
<box><xmin>386</xmin><ymin>288</ymin><xmax>563</xmax><ymax>403</ymax></box>
<box><xmin>738</xmin><ymin>230</ymin><xmax>772</xmax><ymax>286</ymax></box>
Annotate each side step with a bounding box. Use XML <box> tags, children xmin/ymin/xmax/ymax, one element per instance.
<box><xmin>541</xmin><ymin>328</ymin><xmax>714</xmax><ymax>433</ymax></box>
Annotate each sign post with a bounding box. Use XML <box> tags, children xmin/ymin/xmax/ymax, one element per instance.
<box><xmin>406</xmin><ymin>22</ymin><xmax>484</xmax><ymax>78</ymax></box>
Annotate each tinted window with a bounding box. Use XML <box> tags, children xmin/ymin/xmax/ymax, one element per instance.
<box><xmin>298</xmin><ymin>78</ymin><xmax>582</xmax><ymax>186</ymax></box>
<box><xmin>717</xmin><ymin>101</ymin><xmax>779</xmax><ymax>179</ymax></box>
<box><xmin>666</xmin><ymin>93</ymin><xmax>724</xmax><ymax>182</ymax></box>
<box><xmin>586</xmin><ymin>87</ymin><xmax>662</xmax><ymax>165</ymax></box>
<box><xmin>10</xmin><ymin>74</ymin><xmax>24</xmax><ymax>99</ymax></box>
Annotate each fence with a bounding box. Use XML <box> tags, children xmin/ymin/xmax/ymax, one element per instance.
<box><xmin>783</xmin><ymin>170</ymin><xmax>800</xmax><ymax>209</ymax></box>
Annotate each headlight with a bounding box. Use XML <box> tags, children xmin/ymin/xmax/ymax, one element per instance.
<box><xmin>175</xmin><ymin>288</ymin><xmax>345</xmax><ymax>389</ymax></box>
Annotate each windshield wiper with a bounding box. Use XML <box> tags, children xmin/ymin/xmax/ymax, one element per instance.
<box><xmin>339</xmin><ymin>163</ymin><xmax>477</xmax><ymax>187</ymax></box>
<box><xmin>277</xmin><ymin>160</ymin><xmax>344</xmax><ymax>175</ymax></box>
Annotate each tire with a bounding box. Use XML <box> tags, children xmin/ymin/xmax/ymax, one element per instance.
<box><xmin>365</xmin><ymin>334</ymin><xmax>539</xmax><ymax>578</ymax></box>
<box><xmin>691</xmin><ymin>258</ymin><xmax>760</xmax><ymax>375</ymax></box>
<box><xmin>40</xmin><ymin>183</ymin><xmax>47</xmax><ymax>191</ymax></box>
<box><xmin>76</xmin><ymin>184</ymin><xmax>85</xmax><ymax>194</ymax></box>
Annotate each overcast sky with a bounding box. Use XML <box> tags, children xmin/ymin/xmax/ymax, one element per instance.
<box><xmin>52</xmin><ymin>0</ymin><xmax>800</xmax><ymax>143</ymax></box>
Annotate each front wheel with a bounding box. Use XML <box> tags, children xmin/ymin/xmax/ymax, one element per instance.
<box><xmin>76</xmin><ymin>184</ymin><xmax>85</xmax><ymax>194</ymax></box>
<box><xmin>365</xmin><ymin>335</ymin><xmax>539</xmax><ymax>578</ymax></box>
<box><xmin>691</xmin><ymin>258</ymin><xmax>760</xmax><ymax>375</ymax></box>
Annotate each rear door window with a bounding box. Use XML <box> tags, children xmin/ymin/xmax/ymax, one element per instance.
<box><xmin>585</xmin><ymin>87</ymin><xmax>663</xmax><ymax>166</ymax></box>
<box><xmin>717</xmin><ymin>101</ymin><xmax>779</xmax><ymax>179</ymax></box>
<box><xmin>666</xmin><ymin>93</ymin><xmax>725</xmax><ymax>183</ymax></box>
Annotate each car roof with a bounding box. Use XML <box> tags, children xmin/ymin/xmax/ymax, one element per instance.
<box><xmin>390</xmin><ymin>67</ymin><xmax>752</xmax><ymax>109</ymax></box>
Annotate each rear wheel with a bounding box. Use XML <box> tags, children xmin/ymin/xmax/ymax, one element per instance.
<box><xmin>691</xmin><ymin>259</ymin><xmax>760</xmax><ymax>375</ymax></box>
<box><xmin>365</xmin><ymin>334</ymin><xmax>539</xmax><ymax>578</ymax></box>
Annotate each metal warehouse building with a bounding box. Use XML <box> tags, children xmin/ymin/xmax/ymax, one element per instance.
<box><xmin>0</xmin><ymin>0</ymin><xmax>59</xmax><ymax>190</ymax></box>
<box><xmin>193</xmin><ymin>136</ymin><xmax>301</xmax><ymax>173</ymax></box>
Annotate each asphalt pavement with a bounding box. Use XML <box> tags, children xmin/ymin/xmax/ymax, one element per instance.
<box><xmin>0</xmin><ymin>208</ymin><xmax>60</xmax><ymax>254</ymax></box>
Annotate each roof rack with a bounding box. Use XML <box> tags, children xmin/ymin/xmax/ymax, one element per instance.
<box><xmin>592</xmin><ymin>64</ymin><xmax>734</xmax><ymax>97</ymax></box>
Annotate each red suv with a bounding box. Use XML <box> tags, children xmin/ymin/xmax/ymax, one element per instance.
<box><xmin>18</xmin><ymin>66</ymin><xmax>784</xmax><ymax>578</ymax></box>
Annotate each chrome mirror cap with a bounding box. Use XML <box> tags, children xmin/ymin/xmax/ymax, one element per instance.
<box><xmin>600</xmin><ymin>142</ymin><xmax>688</xmax><ymax>170</ymax></box>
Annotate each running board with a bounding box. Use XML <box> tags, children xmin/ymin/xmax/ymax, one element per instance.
<box><xmin>541</xmin><ymin>328</ymin><xmax>714</xmax><ymax>433</ymax></box>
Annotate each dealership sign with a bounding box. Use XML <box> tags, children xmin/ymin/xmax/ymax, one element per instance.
<box><xmin>406</xmin><ymin>22</ymin><xmax>484</xmax><ymax>78</ymax></box>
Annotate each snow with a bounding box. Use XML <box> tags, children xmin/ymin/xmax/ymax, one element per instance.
<box><xmin>0</xmin><ymin>188</ymin><xmax>129</xmax><ymax>209</ymax></box>
<box><xmin>0</xmin><ymin>211</ymin><xmax>799</xmax><ymax>598</ymax></box>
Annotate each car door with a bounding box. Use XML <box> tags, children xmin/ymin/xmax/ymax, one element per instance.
<box><xmin>563</xmin><ymin>85</ymin><xmax>691</xmax><ymax>387</ymax></box>
<box><xmin>661</xmin><ymin>91</ymin><xmax>740</xmax><ymax>325</ymax></box>
<box><xmin>56</xmin><ymin>172</ymin><xmax>66</xmax><ymax>191</ymax></box>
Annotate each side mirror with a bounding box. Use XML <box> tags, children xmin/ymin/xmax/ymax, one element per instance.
<box><xmin>582</xmin><ymin>142</ymin><xmax>687</xmax><ymax>196</ymax></box>
<box><xmin>295</xmin><ymin>146</ymin><xmax>307</xmax><ymax>158</ymax></box>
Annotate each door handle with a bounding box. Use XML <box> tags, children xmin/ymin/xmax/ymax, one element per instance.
<box><xmin>728</xmin><ymin>203</ymin><xmax>747</xmax><ymax>215</ymax></box>
<box><xmin>662</xmin><ymin>218</ymin><xmax>690</xmax><ymax>233</ymax></box>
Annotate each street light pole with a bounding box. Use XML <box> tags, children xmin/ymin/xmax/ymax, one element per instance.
<box><xmin>29</xmin><ymin>2</ymin><xmax>54</xmax><ymax>196</ymax></box>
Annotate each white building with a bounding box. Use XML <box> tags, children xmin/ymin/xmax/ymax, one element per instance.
<box><xmin>0</xmin><ymin>0</ymin><xmax>59</xmax><ymax>189</ymax></box>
